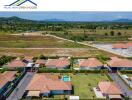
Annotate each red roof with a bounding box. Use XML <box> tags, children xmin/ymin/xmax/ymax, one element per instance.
<box><xmin>79</xmin><ymin>58</ymin><xmax>103</xmax><ymax>68</ymax></box>
<box><xmin>107</xmin><ymin>57</ymin><xmax>132</xmax><ymax>67</ymax></box>
<box><xmin>112</xmin><ymin>43</ymin><xmax>127</xmax><ymax>49</ymax></box>
<box><xmin>0</xmin><ymin>71</ymin><xmax>17</xmax><ymax>88</ymax></box>
<box><xmin>112</xmin><ymin>43</ymin><xmax>132</xmax><ymax>49</ymax></box>
<box><xmin>126</xmin><ymin>42</ymin><xmax>132</xmax><ymax>47</ymax></box>
<box><xmin>7</xmin><ymin>59</ymin><xmax>26</xmax><ymax>68</ymax></box>
<box><xmin>26</xmin><ymin>73</ymin><xmax>72</xmax><ymax>93</ymax></box>
<box><xmin>46</xmin><ymin>58</ymin><xmax>70</xmax><ymax>68</ymax></box>
<box><xmin>98</xmin><ymin>82</ymin><xmax>122</xmax><ymax>95</ymax></box>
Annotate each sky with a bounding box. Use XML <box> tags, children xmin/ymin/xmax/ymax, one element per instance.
<box><xmin>0</xmin><ymin>12</ymin><xmax>132</xmax><ymax>21</ymax></box>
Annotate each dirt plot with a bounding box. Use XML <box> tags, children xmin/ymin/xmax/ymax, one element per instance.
<box><xmin>0</xmin><ymin>48</ymin><xmax>116</xmax><ymax>57</ymax></box>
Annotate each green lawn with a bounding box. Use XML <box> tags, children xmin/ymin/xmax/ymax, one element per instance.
<box><xmin>70</xmin><ymin>73</ymin><xmax>109</xmax><ymax>99</ymax></box>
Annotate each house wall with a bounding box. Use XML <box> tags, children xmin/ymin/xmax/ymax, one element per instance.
<box><xmin>110</xmin><ymin>67</ymin><xmax>132</xmax><ymax>70</ymax></box>
<box><xmin>0</xmin><ymin>81</ymin><xmax>11</xmax><ymax>94</ymax></box>
<box><xmin>46</xmin><ymin>65</ymin><xmax>69</xmax><ymax>69</ymax></box>
<box><xmin>41</xmin><ymin>92</ymin><xmax>50</xmax><ymax>97</ymax></box>
<box><xmin>51</xmin><ymin>90</ymin><xmax>71</xmax><ymax>95</ymax></box>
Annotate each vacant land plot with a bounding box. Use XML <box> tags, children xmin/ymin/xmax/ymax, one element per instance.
<box><xmin>0</xmin><ymin>48</ymin><xmax>117</xmax><ymax>57</ymax></box>
<box><xmin>70</xmin><ymin>73</ymin><xmax>109</xmax><ymax>99</ymax></box>
<box><xmin>0</xmin><ymin>35</ymin><xmax>88</xmax><ymax>48</ymax></box>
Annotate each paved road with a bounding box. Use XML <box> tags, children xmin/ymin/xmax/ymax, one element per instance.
<box><xmin>6</xmin><ymin>72</ymin><xmax>34</xmax><ymax>100</ymax></box>
<box><xmin>109</xmin><ymin>73</ymin><xmax>132</xmax><ymax>98</ymax></box>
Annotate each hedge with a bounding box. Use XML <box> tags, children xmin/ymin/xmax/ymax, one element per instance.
<box><xmin>38</xmin><ymin>68</ymin><xmax>108</xmax><ymax>73</ymax></box>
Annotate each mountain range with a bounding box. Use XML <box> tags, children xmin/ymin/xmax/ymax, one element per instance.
<box><xmin>0</xmin><ymin>16</ymin><xmax>132</xmax><ymax>23</ymax></box>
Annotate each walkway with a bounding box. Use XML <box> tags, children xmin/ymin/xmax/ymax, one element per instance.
<box><xmin>109</xmin><ymin>73</ymin><xmax>132</xmax><ymax>98</ymax></box>
<box><xmin>6</xmin><ymin>72</ymin><xmax>34</xmax><ymax>100</ymax></box>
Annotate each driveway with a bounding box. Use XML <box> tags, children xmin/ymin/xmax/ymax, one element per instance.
<box><xmin>109</xmin><ymin>73</ymin><xmax>132</xmax><ymax>98</ymax></box>
<box><xmin>6</xmin><ymin>72</ymin><xmax>34</xmax><ymax>100</ymax></box>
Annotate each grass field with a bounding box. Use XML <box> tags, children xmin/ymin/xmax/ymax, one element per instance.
<box><xmin>70</xmin><ymin>73</ymin><xmax>109</xmax><ymax>99</ymax></box>
<box><xmin>0</xmin><ymin>35</ymin><xmax>88</xmax><ymax>48</ymax></box>
<box><xmin>44</xmin><ymin>29</ymin><xmax>132</xmax><ymax>42</ymax></box>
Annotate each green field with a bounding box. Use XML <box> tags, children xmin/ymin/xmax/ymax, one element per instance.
<box><xmin>70</xmin><ymin>73</ymin><xmax>109</xmax><ymax>99</ymax></box>
<box><xmin>45</xmin><ymin>29</ymin><xmax>132</xmax><ymax>42</ymax></box>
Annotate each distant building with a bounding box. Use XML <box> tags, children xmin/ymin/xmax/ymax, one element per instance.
<box><xmin>107</xmin><ymin>57</ymin><xmax>132</xmax><ymax>70</ymax></box>
<box><xmin>79</xmin><ymin>58</ymin><xmax>103</xmax><ymax>70</ymax></box>
<box><xmin>96</xmin><ymin>81</ymin><xmax>122</xmax><ymax>100</ymax></box>
<box><xmin>112</xmin><ymin>42</ymin><xmax>132</xmax><ymax>49</ymax></box>
<box><xmin>45</xmin><ymin>58</ymin><xmax>70</xmax><ymax>69</ymax></box>
<box><xmin>25</xmin><ymin>73</ymin><xmax>72</xmax><ymax>97</ymax></box>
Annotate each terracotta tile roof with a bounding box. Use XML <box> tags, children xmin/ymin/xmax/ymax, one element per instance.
<box><xmin>112</xmin><ymin>43</ymin><xmax>127</xmax><ymax>49</ymax></box>
<box><xmin>112</xmin><ymin>42</ymin><xmax>132</xmax><ymax>49</ymax></box>
<box><xmin>26</xmin><ymin>73</ymin><xmax>72</xmax><ymax>93</ymax></box>
<box><xmin>79</xmin><ymin>58</ymin><xmax>103</xmax><ymax>68</ymax></box>
<box><xmin>129</xmin><ymin>77</ymin><xmax>132</xmax><ymax>80</ymax></box>
<box><xmin>0</xmin><ymin>71</ymin><xmax>17</xmax><ymax>88</ymax></box>
<box><xmin>46</xmin><ymin>58</ymin><xmax>70</xmax><ymax>68</ymax></box>
<box><xmin>35</xmin><ymin>59</ymin><xmax>45</xmax><ymax>64</ymax></box>
<box><xmin>98</xmin><ymin>82</ymin><xmax>122</xmax><ymax>95</ymax></box>
<box><xmin>107</xmin><ymin>57</ymin><xmax>132</xmax><ymax>67</ymax></box>
<box><xmin>126</xmin><ymin>42</ymin><xmax>132</xmax><ymax>47</ymax></box>
<box><xmin>7</xmin><ymin>59</ymin><xmax>26</xmax><ymax>68</ymax></box>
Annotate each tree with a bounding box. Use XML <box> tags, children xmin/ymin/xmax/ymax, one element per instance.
<box><xmin>105</xmin><ymin>32</ymin><xmax>108</xmax><ymax>36</ymax></box>
<box><xmin>117</xmin><ymin>32</ymin><xmax>121</xmax><ymax>36</ymax></box>
<box><xmin>110</xmin><ymin>31</ymin><xmax>115</xmax><ymax>36</ymax></box>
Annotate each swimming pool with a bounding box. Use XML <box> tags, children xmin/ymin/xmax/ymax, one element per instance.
<box><xmin>62</xmin><ymin>76</ymin><xmax>70</xmax><ymax>82</ymax></box>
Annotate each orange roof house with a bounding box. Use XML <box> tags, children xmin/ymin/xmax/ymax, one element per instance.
<box><xmin>112</xmin><ymin>42</ymin><xmax>132</xmax><ymax>49</ymax></box>
<box><xmin>112</xmin><ymin>43</ymin><xmax>127</xmax><ymax>49</ymax></box>
<box><xmin>7</xmin><ymin>58</ymin><xmax>26</xmax><ymax>68</ymax></box>
<box><xmin>98</xmin><ymin>82</ymin><xmax>122</xmax><ymax>95</ymax></box>
<box><xmin>126</xmin><ymin>42</ymin><xmax>132</xmax><ymax>47</ymax></box>
<box><xmin>0</xmin><ymin>71</ymin><xmax>17</xmax><ymax>89</ymax></box>
<box><xmin>107</xmin><ymin>57</ymin><xmax>132</xmax><ymax>70</ymax></box>
<box><xmin>26</xmin><ymin>73</ymin><xmax>72</xmax><ymax>97</ymax></box>
<box><xmin>45</xmin><ymin>58</ymin><xmax>70</xmax><ymax>69</ymax></box>
<box><xmin>79</xmin><ymin>58</ymin><xmax>103</xmax><ymax>70</ymax></box>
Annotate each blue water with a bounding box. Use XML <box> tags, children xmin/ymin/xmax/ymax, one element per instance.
<box><xmin>62</xmin><ymin>76</ymin><xmax>70</xmax><ymax>82</ymax></box>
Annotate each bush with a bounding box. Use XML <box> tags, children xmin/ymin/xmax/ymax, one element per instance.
<box><xmin>38</xmin><ymin>68</ymin><xmax>72</xmax><ymax>73</ymax></box>
<box><xmin>0</xmin><ymin>55</ymin><xmax>16</xmax><ymax>66</ymax></box>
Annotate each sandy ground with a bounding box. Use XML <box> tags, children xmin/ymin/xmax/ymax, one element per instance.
<box><xmin>93</xmin><ymin>43</ymin><xmax>132</xmax><ymax>57</ymax></box>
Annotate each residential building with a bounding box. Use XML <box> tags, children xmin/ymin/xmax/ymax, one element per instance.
<box><xmin>0</xmin><ymin>71</ymin><xmax>17</xmax><ymax>93</ymax></box>
<box><xmin>107</xmin><ymin>57</ymin><xmax>132</xmax><ymax>70</ymax></box>
<box><xmin>96</xmin><ymin>81</ymin><xmax>122</xmax><ymax>100</ymax></box>
<box><xmin>79</xmin><ymin>58</ymin><xmax>103</xmax><ymax>70</ymax></box>
<box><xmin>6</xmin><ymin>58</ymin><xmax>26</xmax><ymax>69</ymax></box>
<box><xmin>25</xmin><ymin>73</ymin><xmax>72</xmax><ymax>97</ymax></box>
<box><xmin>45</xmin><ymin>58</ymin><xmax>70</xmax><ymax>69</ymax></box>
<box><xmin>112</xmin><ymin>43</ymin><xmax>132</xmax><ymax>49</ymax></box>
